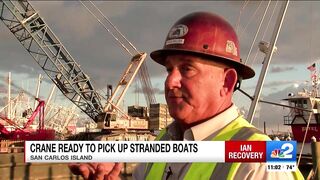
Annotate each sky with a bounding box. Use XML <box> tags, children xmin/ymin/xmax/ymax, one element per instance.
<box><xmin>1</xmin><ymin>1</ymin><xmax>320</xmax><ymax>132</ymax></box>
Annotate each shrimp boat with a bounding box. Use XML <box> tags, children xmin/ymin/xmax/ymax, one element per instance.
<box><xmin>283</xmin><ymin>90</ymin><xmax>320</xmax><ymax>143</ymax></box>
<box><xmin>282</xmin><ymin>68</ymin><xmax>320</xmax><ymax>158</ymax></box>
<box><xmin>274</xmin><ymin>70</ymin><xmax>320</xmax><ymax>178</ymax></box>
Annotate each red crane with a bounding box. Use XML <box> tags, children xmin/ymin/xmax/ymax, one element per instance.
<box><xmin>0</xmin><ymin>98</ymin><xmax>55</xmax><ymax>140</ymax></box>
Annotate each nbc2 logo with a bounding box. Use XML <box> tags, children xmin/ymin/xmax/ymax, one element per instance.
<box><xmin>266</xmin><ymin>141</ymin><xmax>296</xmax><ymax>162</ymax></box>
<box><xmin>270</xmin><ymin>143</ymin><xmax>293</xmax><ymax>159</ymax></box>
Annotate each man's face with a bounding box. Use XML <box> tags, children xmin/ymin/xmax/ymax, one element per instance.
<box><xmin>164</xmin><ymin>54</ymin><xmax>230</xmax><ymax>126</ymax></box>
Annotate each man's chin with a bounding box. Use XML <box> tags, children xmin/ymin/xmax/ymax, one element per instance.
<box><xmin>168</xmin><ymin>109</ymin><xmax>188</xmax><ymax>121</ymax></box>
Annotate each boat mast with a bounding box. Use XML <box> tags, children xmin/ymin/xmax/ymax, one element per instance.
<box><xmin>7</xmin><ymin>72</ymin><xmax>11</xmax><ymax>119</ymax></box>
<box><xmin>247</xmin><ymin>0</ymin><xmax>290</xmax><ymax>124</ymax></box>
<box><xmin>45</xmin><ymin>85</ymin><xmax>56</xmax><ymax>113</ymax></box>
<box><xmin>34</xmin><ymin>74</ymin><xmax>42</xmax><ymax>110</ymax></box>
<box><xmin>310</xmin><ymin>69</ymin><xmax>319</xmax><ymax>97</ymax></box>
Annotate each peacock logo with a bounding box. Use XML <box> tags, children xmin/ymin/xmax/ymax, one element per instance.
<box><xmin>266</xmin><ymin>141</ymin><xmax>296</xmax><ymax>162</ymax></box>
<box><xmin>270</xmin><ymin>143</ymin><xmax>293</xmax><ymax>159</ymax></box>
<box><xmin>271</xmin><ymin>149</ymin><xmax>285</xmax><ymax>158</ymax></box>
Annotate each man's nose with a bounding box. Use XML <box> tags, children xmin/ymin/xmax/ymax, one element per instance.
<box><xmin>165</xmin><ymin>69</ymin><xmax>181</xmax><ymax>89</ymax></box>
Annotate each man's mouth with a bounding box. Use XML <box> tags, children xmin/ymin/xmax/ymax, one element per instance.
<box><xmin>167</xmin><ymin>90</ymin><xmax>183</xmax><ymax>98</ymax></box>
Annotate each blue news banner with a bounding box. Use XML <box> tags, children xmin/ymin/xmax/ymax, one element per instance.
<box><xmin>266</xmin><ymin>141</ymin><xmax>297</xmax><ymax>172</ymax></box>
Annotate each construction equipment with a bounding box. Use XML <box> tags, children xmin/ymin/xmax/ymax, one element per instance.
<box><xmin>0</xmin><ymin>0</ymin><xmax>156</xmax><ymax>130</ymax></box>
<box><xmin>0</xmin><ymin>98</ymin><xmax>55</xmax><ymax>140</ymax></box>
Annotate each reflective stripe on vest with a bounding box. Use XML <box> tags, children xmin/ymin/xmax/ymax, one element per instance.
<box><xmin>183</xmin><ymin>116</ymin><xmax>268</xmax><ymax>180</ymax></box>
<box><xmin>145</xmin><ymin>116</ymin><xmax>265</xmax><ymax>179</ymax></box>
<box><xmin>145</xmin><ymin>116</ymin><xmax>304</xmax><ymax>180</ymax></box>
<box><xmin>144</xmin><ymin>129</ymin><xmax>168</xmax><ymax>178</ymax></box>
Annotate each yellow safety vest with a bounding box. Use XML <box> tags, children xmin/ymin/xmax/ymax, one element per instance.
<box><xmin>145</xmin><ymin>116</ymin><xmax>304</xmax><ymax>180</ymax></box>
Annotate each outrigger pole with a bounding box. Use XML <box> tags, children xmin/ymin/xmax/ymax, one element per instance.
<box><xmin>247</xmin><ymin>0</ymin><xmax>290</xmax><ymax>124</ymax></box>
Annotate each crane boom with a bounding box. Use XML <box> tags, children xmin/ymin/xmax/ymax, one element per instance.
<box><xmin>104</xmin><ymin>53</ymin><xmax>147</xmax><ymax>112</ymax></box>
<box><xmin>0</xmin><ymin>0</ymin><xmax>104</xmax><ymax>121</ymax></box>
<box><xmin>138</xmin><ymin>63</ymin><xmax>157</xmax><ymax>106</ymax></box>
<box><xmin>79</xmin><ymin>1</ymin><xmax>157</xmax><ymax>107</ymax></box>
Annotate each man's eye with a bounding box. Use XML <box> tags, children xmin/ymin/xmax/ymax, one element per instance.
<box><xmin>181</xmin><ymin>66</ymin><xmax>196</xmax><ymax>77</ymax></box>
<box><xmin>181</xmin><ymin>66</ymin><xmax>193</xmax><ymax>72</ymax></box>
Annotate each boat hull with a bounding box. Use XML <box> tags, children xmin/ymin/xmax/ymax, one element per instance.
<box><xmin>291</xmin><ymin>124</ymin><xmax>320</xmax><ymax>142</ymax></box>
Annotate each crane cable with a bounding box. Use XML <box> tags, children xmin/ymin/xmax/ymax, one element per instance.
<box><xmin>139</xmin><ymin>63</ymin><xmax>156</xmax><ymax>104</ymax></box>
<box><xmin>79</xmin><ymin>0</ymin><xmax>157</xmax><ymax>106</ymax></box>
<box><xmin>88</xmin><ymin>1</ymin><xmax>140</xmax><ymax>55</ymax></box>
<box><xmin>79</xmin><ymin>1</ymin><xmax>138</xmax><ymax>56</ymax></box>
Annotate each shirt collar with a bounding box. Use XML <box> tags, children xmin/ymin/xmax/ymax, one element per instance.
<box><xmin>183</xmin><ymin>104</ymin><xmax>240</xmax><ymax>141</ymax></box>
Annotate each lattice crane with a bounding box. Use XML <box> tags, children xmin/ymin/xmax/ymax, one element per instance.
<box><xmin>0</xmin><ymin>0</ymin><xmax>152</xmax><ymax>129</ymax></box>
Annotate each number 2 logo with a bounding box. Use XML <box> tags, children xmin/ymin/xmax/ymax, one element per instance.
<box><xmin>281</xmin><ymin>143</ymin><xmax>293</xmax><ymax>159</ymax></box>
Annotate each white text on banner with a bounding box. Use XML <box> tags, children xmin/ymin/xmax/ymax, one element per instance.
<box><xmin>25</xmin><ymin>141</ymin><xmax>225</xmax><ymax>163</ymax></box>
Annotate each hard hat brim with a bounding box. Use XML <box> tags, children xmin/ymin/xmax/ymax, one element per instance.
<box><xmin>150</xmin><ymin>48</ymin><xmax>255</xmax><ymax>80</ymax></box>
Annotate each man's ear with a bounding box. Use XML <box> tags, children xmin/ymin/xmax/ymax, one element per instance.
<box><xmin>221</xmin><ymin>68</ymin><xmax>238</xmax><ymax>96</ymax></box>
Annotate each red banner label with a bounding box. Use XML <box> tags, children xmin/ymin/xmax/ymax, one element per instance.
<box><xmin>225</xmin><ymin>141</ymin><xmax>266</xmax><ymax>162</ymax></box>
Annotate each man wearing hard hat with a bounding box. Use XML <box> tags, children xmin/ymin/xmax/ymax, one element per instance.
<box><xmin>69</xmin><ymin>12</ymin><xmax>304</xmax><ymax>180</ymax></box>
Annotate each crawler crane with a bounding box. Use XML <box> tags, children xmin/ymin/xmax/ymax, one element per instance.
<box><xmin>0</xmin><ymin>0</ymin><xmax>157</xmax><ymax>139</ymax></box>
